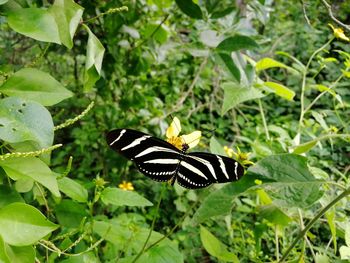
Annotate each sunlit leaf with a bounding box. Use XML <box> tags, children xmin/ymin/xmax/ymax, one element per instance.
<box><xmin>292</xmin><ymin>140</ymin><xmax>317</xmax><ymax>154</ymax></box>
<box><xmin>263</xmin><ymin>81</ymin><xmax>295</xmax><ymax>101</ymax></box>
<box><xmin>0</xmin><ymin>203</ymin><xmax>58</xmax><ymax>246</ymax></box>
<box><xmin>258</xmin><ymin>204</ymin><xmax>291</xmax><ymax>226</ymax></box>
<box><xmin>0</xmin><ymin>68</ymin><xmax>73</xmax><ymax>106</ymax></box>
<box><xmin>0</xmin><ymin>157</ymin><xmax>60</xmax><ymax>197</ymax></box>
<box><xmin>58</xmin><ymin>177</ymin><xmax>88</xmax><ymax>203</ymax></box>
<box><xmin>101</xmin><ymin>187</ymin><xmax>153</xmax><ymax>207</ymax></box>
<box><xmin>7</xmin><ymin>8</ymin><xmax>60</xmax><ymax>43</ymax></box>
<box><xmin>0</xmin><ymin>97</ymin><xmax>54</xmax><ymax>149</ymax></box>
<box><xmin>83</xmin><ymin>25</ymin><xmax>105</xmax><ymax>91</ymax></box>
<box><xmin>222</xmin><ymin>82</ymin><xmax>265</xmax><ymax>115</ymax></box>
<box><xmin>200</xmin><ymin>225</ymin><xmax>239</xmax><ymax>262</ymax></box>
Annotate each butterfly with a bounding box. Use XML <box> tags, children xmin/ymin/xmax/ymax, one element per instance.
<box><xmin>106</xmin><ymin>129</ymin><xmax>245</xmax><ymax>189</ymax></box>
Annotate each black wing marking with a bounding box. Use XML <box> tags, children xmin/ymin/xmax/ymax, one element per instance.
<box><xmin>176</xmin><ymin>152</ymin><xmax>244</xmax><ymax>189</ymax></box>
<box><xmin>106</xmin><ymin>129</ymin><xmax>181</xmax><ymax>181</ymax></box>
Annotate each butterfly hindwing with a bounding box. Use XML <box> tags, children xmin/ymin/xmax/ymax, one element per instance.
<box><xmin>176</xmin><ymin>152</ymin><xmax>244</xmax><ymax>189</ymax></box>
<box><xmin>106</xmin><ymin>129</ymin><xmax>181</xmax><ymax>181</ymax></box>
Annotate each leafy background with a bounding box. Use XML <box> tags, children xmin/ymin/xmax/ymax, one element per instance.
<box><xmin>0</xmin><ymin>0</ymin><xmax>350</xmax><ymax>262</ymax></box>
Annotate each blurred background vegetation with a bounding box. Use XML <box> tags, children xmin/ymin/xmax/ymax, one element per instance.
<box><xmin>1</xmin><ymin>0</ymin><xmax>350</xmax><ymax>262</ymax></box>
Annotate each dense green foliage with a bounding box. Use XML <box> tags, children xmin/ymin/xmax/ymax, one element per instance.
<box><xmin>0</xmin><ymin>0</ymin><xmax>350</xmax><ymax>262</ymax></box>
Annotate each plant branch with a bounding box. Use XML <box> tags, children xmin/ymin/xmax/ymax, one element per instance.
<box><xmin>279</xmin><ymin>187</ymin><xmax>350</xmax><ymax>262</ymax></box>
<box><xmin>321</xmin><ymin>0</ymin><xmax>350</xmax><ymax>32</ymax></box>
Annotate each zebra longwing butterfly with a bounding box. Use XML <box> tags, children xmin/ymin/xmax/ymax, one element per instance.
<box><xmin>106</xmin><ymin>129</ymin><xmax>245</xmax><ymax>189</ymax></box>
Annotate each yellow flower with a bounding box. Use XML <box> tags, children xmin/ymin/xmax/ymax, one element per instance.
<box><xmin>328</xmin><ymin>24</ymin><xmax>350</xmax><ymax>42</ymax></box>
<box><xmin>166</xmin><ymin>117</ymin><xmax>201</xmax><ymax>150</ymax></box>
<box><xmin>224</xmin><ymin>146</ymin><xmax>254</xmax><ymax>167</ymax></box>
<box><xmin>118</xmin><ymin>181</ymin><xmax>134</xmax><ymax>191</ymax></box>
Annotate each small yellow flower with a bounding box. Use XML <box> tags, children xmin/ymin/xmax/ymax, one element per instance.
<box><xmin>166</xmin><ymin>117</ymin><xmax>201</xmax><ymax>150</ymax></box>
<box><xmin>225</xmin><ymin>146</ymin><xmax>255</xmax><ymax>167</ymax></box>
<box><xmin>118</xmin><ymin>181</ymin><xmax>134</xmax><ymax>191</ymax></box>
<box><xmin>329</xmin><ymin>24</ymin><xmax>350</xmax><ymax>42</ymax></box>
<box><xmin>329</xmin><ymin>125</ymin><xmax>338</xmax><ymax>133</ymax></box>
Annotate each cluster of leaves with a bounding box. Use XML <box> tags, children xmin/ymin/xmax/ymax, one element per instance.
<box><xmin>0</xmin><ymin>0</ymin><xmax>350</xmax><ymax>262</ymax></box>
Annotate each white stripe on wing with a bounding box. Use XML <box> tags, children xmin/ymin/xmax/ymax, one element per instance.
<box><xmin>110</xmin><ymin>129</ymin><xmax>126</xmax><ymax>146</ymax></box>
<box><xmin>187</xmin><ymin>155</ymin><xmax>217</xmax><ymax>180</ymax></box>
<box><xmin>134</xmin><ymin>146</ymin><xmax>179</xmax><ymax>159</ymax></box>
<box><xmin>180</xmin><ymin>161</ymin><xmax>208</xmax><ymax>180</ymax></box>
<box><xmin>121</xmin><ymin>135</ymin><xmax>151</xmax><ymax>151</ymax></box>
<box><xmin>217</xmin><ymin>156</ymin><xmax>229</xmax><ymax>179</ymax></box>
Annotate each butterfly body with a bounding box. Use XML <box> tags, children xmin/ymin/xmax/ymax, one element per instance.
<box><xmin>106</xmin><ymin>129</ymin><xmax>244</xmax><ymax>189</ymax></box>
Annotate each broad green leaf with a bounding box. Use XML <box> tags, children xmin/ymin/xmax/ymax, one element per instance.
<box><xmin>256</xmin><ymin>58</ymin><xmax>289</xmax><ymax>71</ymax></box>
<box><xmin>0</xmin><ymin>203</ymin><xmax>58</xmax><ymax>246</ymax></box>
<box><xmin>248</xmin><ymin>154</ymin><xmax>323</xmax><ymax>208</ymax></box>
<box><xmin>315</xmin><ymin>253</ymin><xmax>330</xmax><ymax>263</ymax></box>
<box><xmin>0</xmin><ymin>235</ymin><xmax>10</xmax><ymax>263</ymax></box>
<box><xmin>200</xmin><ymin>225</ymin><xmax>239</xmax><ymax>262</ymax></box>
<box><xmin>216</xmin><ymin>35</ymin><xmax>258</xmax><ymax>53</ymax></box>
<box><xmin>3</xmin><ymin>243</ymin><xmax>35</xmax><ymax>263</ymax></box>
<box><xmin>0</xmin><ymin>68</ymin><xmax>73</xmax><ymax>106</ymax></box>
<box><xmin>210</xmin><ymin>136</ymin><xmax>227</xmax><ymax>156</ymax></box>
<box><xmin>15</xmin><ymin>177</ymin><xmax>34</xmax><ymax>193</ymax></box>
<box><xmin>217</xmin><ymin>53</ymin><xmax>240</xmax><ymax>82</ymax></box>
<box><xmin>0</xmin><ymin>97</ymin><xmax>54</xmax><ymax>149</ymax></box>
<box><xmin>7</xmin><ymin>8</ymin><xmax>60</xmax><ymax>43</ymax></box>
<box><xmin>311</xmin><ymin>84</ymin><xmax>336</xmax><ymax>96</ymax></box>
<box><xmin>175</xmin><ymin>0</ymin><xmax>202</xmax><ymax>19</ymax></box>
<box><xmin>275</xmin><ymin>51</ymin><xmax>305</xmax><ymax>72</ymax></box>
<box><xmin>48</xmin><ymin>0</ymin><xmax>84</xmax><ymax>48</ymax></box>
<box><xmin>58</xmin><ymin>177</ymin><xmax>88</xmax><ymax>203</ymax></box>
<box><xmin>257</xmin><ymin>204</ymin><xmax>291</xmax><ymax>226</ymax></box>
<box><xmin>83</xmin><ymin>25</ymin><xmax>105</xmax><ymax>91</ymax></box>
<box><xmin>221</xmin><ymin>82</ymin><xmax>265</xmax><ymax>115</ymax></box>
<box><xmin>144</xmin><ymin>23</ymin><xmax>168</xmax><ymax>44</ymax></box>
<box><xmin>345</xmin><ymin>223</ymin><xmax>350</xmax><ymax>247</ymax></box>
<box><xmin>292</xmin><ymin>140</ymin><xmax>317</xmax><ymax>154</ymax></box>
<box><xmin>263</xmin><ymin>81</ymin><xmax>295</xmax><ymax>101</ymax></box>
<box><xmin>0</xmin><ymin>185</ymin><xmax>24</xmax><ymax>209</ymax></box>
<box><xmin>192</xmin><ymin>174</ymin><xmax>260</xmax><ymax>224</ymax></box>
<box><xmin>55</xmin><ymin>200</ymin><xmax>89</xmax><ymax>229</ymax></box>
<box><xmin>340</xmin><ymin>246</ymin><xmax>350</xmax><ymax>260</ymax></box>
<box><xmin>137</xmin><ymin>243</ymin><xmax>184</xmax><ymax>263</ymax></box>
<box><xmin>59</xmin><ymin>252</ymin><xmax>99</xmax><ymax>263</ymax></box>
<box><xmin>0</xmin><ymin>157</ymin><xmax>60</xmax><ymax>197</ymax></box>
<box><xmin>101</xmin><ymin>187</ymin><xmax>153</xmax><ymax>207</ymax></box>
<box><xmin>0</xmin><ymin>0</ymin><xmax>8</xmax><ymax>5</ymax></box>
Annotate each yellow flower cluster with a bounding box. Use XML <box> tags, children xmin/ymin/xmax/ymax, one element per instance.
<box><xmin>328</xmin><ymin>24</ymin><xmax>349</xmax><ymax>42</ymax></box>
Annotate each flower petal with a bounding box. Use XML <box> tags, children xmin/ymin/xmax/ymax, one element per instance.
<box><xmin>166</xmin><ymin>117</ymin><xmax>181</xmax><ymax>138</ymax></box>
<box><xmin>181</xmin><ymin>131</ymin><xmax>201</xmax><ymax>149</ymax></box>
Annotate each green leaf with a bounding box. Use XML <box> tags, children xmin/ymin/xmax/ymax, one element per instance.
<box><xmin>137</xmin><ymin>243</ymin><xmax>184</xmax><ymax>263</ymax></box>
<box><xmin>4</xmin><ymin>242</ymin><xmax>35</xmax><ymax>263</ymax></box>
<box><xmin>248</xmin><ymin>154</ymin><xmax>323</xmax><ymax>208</ymax></box>
<box><xmin>48</xmin><ymin>0</ymin><xmax>84</xmax><ymax>49</ymax></box>
<box><xmin>101</xmin><ymin>187</ymin><xmax>153</xmax><ymax>207</ymax></box>
<box><xmin>0</xmin><ymin>97</ymin><xmax>54</xmax><ymax>149</ymax></box>
<box><xmin>0</xmin><ymin>235</ymin><xmax>10</xmax><ymax>263</ymax></box>
<box><xmin>216</xmin><ymin>35</ymin><xmax>258</xmax><ymax>53</ymax></box>
<box><xmin>143</xmin><ymin>23</ymin><xmax>168</xmax><ymax>44</ymax></box>
<box><xmin>58</xmin><ymin>177</ymin><xmax>88</xmax><ymax>203</ymax></box>
<box><xmin>345</xmin><ymin>223</ymin><xmax>350</xmax><ymax>247</ymax></box>
<box><xmin>209</xmin><ymin>136</ymin><xmax>226</xmax><ymax>156</ymax></box>
<box><xmin>83</xmin><ymin>25</ymin><xmax>105</xmax><ymax>91</ymax></box>
<box><xmin>263</xmin><ymin>81</ymin><xmax>295</xmax><ymax>101</ymax></box>
<box><xmin>0</xmin><ymin>203</ymin><xmax>58</xmax><ymax>246</ymax></box>
<box><xmin>217</xmin><ymin>53</ymin><xmax>241</xmax><ymax>82</ymax></box>
<box><xmin>221</xmin><ymin>82</ymin><xmax>265</xmax><ymax>115</ymax></box>
<box><xmin>192</xmin><ymin>174</ymin><xmax>259</xmax><ymax>224</ymax></box>
<box><xmin>0</xmin><ymin>157</ymin><xmax>60</xmax><ymax>197</ymax></box>
<box><xmin>0</xmin><ymin>68</ymin><xmax>73</xmax><ymax>106</ymax></box>
<box><xmin>59</xmin><ymin>252</ymin><xmax>99</xmax><ymax>263</ymax></box>
<box><xmin>0</xmin><ymin>185</ymin><xmax>24</xmax><ymax>209</ymax></box>
<box><xmin>7</xmin><ymin>8</ymin><xmax>60</xmax><ymax>43</ymax></box>
<box><xmin>340</xmin><ymin>246</ymin><xmax>350</xmax><ymax>260</ymax></box>
<box><xmin>0</xmin><ymin>0</ymin><xmax>9</xmax><ymax>5</ymax></box>
<box><xmin>175</xmin><ymin>0</ymin><xmax>202</xmax><ymax>19</ymax></box>
<box><xmin>325</xmin><ymin>209</ymin><xmax>337</xmax><ymax>251</ymax></box>
<box><xmin>315</xmin><ymin>253</ymin><xmax>330</xmax><ymax>263</ymax></box>
<box><xmin>256</xmin><ymin>58</ymin><xmax>298</xmax><ymax>75</ymax></box>
<box><xmin>292</xmin><ymin>140</ymin><xmax>317</xmax><ymax>154</ymax></box>
<box><xmin>200</xmin><ymin>225</ymin><xmax>239</xmax><ymax>262</ymax></box>
<box><xmin>257</xmin><ymin>204</ymin><xmax>291</xmax><ymax>226</ymax></box>
<box><xmin>55</xmin><ymin>200</ymin><xmax>89</xmax><ymax>229</ymax></box>
<box><xmin>311</xmin><ymin>84</ymin><xmax>336</xmax><ymax>97</ymax></box>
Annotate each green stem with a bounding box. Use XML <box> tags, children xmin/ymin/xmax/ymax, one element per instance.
<box><xmin>132</xmin><ymin>185</ymin><xmax>166</xmax><ymax>262</ymax></box>
<box><xmin>297</xmin><ymin>37</ymin><xmax>335</xmax><ymax>135</ymax></box>
<box><xmin>279</xmin><ymin>187</ymin><xmax>350</xmax><ymax>262</ymax></box>
<box><xmin>258</xmin><ymin>99</ymin><xmax>270</xmax><ymax>140</ymax></box>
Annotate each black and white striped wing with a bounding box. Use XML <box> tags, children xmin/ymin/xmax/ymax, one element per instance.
<box><xmin>176</xmin><ymin>152</ymin><xmax>245</xmax><ymax>189</ymax></box>
<box><xmin>106</xmin><ymin>129</ymin><xmax>181</xmax><ymax>182</ymax></box>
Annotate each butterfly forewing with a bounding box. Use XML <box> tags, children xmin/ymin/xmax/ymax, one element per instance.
<box><xmin>176</xmin><ymin>152</ymin><xmax>245</xmax><ymax>189</ymax></box>
<box><xmin>106</xmin><ymin>129</ymin><xmax>181</xmax><ymax>181</ymax></box>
